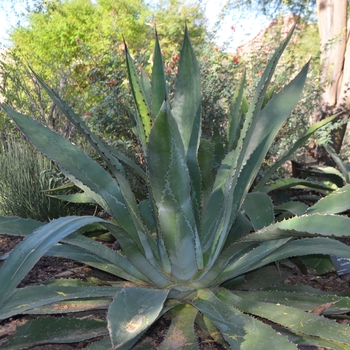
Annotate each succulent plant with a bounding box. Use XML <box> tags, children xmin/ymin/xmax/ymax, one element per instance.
<box><xmin>1</xmin><ymin>27</ymin><xmax>350</xmax><ymax>349</ymax></box>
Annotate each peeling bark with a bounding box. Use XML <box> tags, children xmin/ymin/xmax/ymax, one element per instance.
<box><xmin>313</xmin><ymin>0</ymin><xmax>350</xmax><ymax>162</ymax></box>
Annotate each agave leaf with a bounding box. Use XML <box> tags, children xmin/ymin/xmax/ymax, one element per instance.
<box><xmin>158</xmin><ymin>304</ymin><xmax>199</xmax><ymax>350</ymax></box>
<box><xmin>234</xmin><ymin>26</ymin><xmax>297</xmax><ymax>173</ymax></box>
<box><xmin>277</xmin><ymin>328</ymin><xmax>350</xmax><ymax>350</ymax></box>
<box><xmin>90</xmin><ymin>300</ymin><xmax>182</xmax><ymax>350</ymax></box>
<box><xmin>203</xmin><ymin>41</ymin><xmax>309</xmax><ymax>268</ymax></box>
<box><xmin>198</xmin><ymin>138</ymin><xmax>215</xmax><ymax>209</ymax></box>
<box><xmin>274</xmin><ymin>201</ymin><xmax>308</xmax><ymax>216</ymax></box>
<box><xmin>214</xmin><ymin>235</ymin><xmax>350</xmax><ymax>285</ymax></box>
<box><xmin>2</xmin><ymin>105</ymin><xmax>156</xmax><ymax>258</ymax></box>
<box><xmin>0</xmin><ymin>217</ymin><xmax>151</xmax><ymax>284</ymax></box>
<box><xmin>138</xmin><ymin>200</ymin><xmax>158</xmax><ymax>235</ymax></box>
<box><xmin>233</xmin><ymin>289</ymin><xmax>350</xmax><ymax>314</ymax></box>
<box><xmin>107</xmin><ymin>287</ymin><xmax>168</xmax><ymax>349</ymax></box>
<box><xmin>0</xmin><ymin>216</ymin><xmax>44</xmax><ymax>235</ymax></box>
<box><xmin>223</xmin><ymin>212</ymin><xmax>252</xmax><ymax>247</ymax></box>
<box><xmin>299</xmin><ymin>254</ymin><xmax>334</xmax><ymax>274</ymax></box>
<box><xmin>48</xmin><ymin>193</ymin><xmax>97</xmax><ymax>203</ymax></box>
<box><xmin>218</xmin><ymin>288</ymin><xmax>350</xmax><ymax>346</ymax></box>
<box><xmin>104</xmin><ymin>143</ymin><xmax>147</xmax><ymax>181</ymax></box>
<box><xmin>151</xmin><ymin>30</ymin><xmax>168</xmax><ymax>119</ymax></box>
<box><xmin>190</xmin><ymin>288</ymin><xmax>296</xmax><ymax>350</ymax></box>
<box><xmin>42</xmin><ymin>279</ymin><xmax>96</xmax><ymax>287</ymax></box>
<box><xmin>305</xmin><ymin>165</ymin><xmax>346</xmax><ymax>187</ymax></box>
<box><xmin>251</xmin><ymin>237</ymin><xmax>350</xmax><ymax>272</ymax></box>
<box><xmin>26</xmin><ymin>299</ymin><xmax>111</xmax><ymax>314</ymax></box>
<box><xmin>226</xmin><ymin>71</ymin><xmax>246</xmax><ymax>152</ymax></box>
<box><xmin>212</xmin><ymin>238</ymin><xmax>291</xmax><ymax>285</ymax></box>
<box><xmin>241</xmin><ymin>192</ymin><xmax>274</xmax><ymax>230</ymax></box>
<box><xmin>102</xmin><ymin>171</ymin><xmax>161</xmax><ymax>270</ymax></box>
<box><xmin>255</xmin><ymin>114</ymin><xmax>338</xmax><ymax>191</ymax></box>
<box><xmin>3</xmin><ymin>317</ymin><xmax>108</xmax><ymax>350</ymax></box>
<box><xmin>1</xmin><ymin>106</ymin><xmax>111</xmax><ymax>211</ymax></box>
<box><xmin>234</xmin><ymin>264</ymin><xmax>292</xmax><ymax>290</ymax></box>
<box><xmin>200</xmin><ymin>148</ymin><xmax>240</xmax><ymax>257</ymax></box>
<box><xmin>51</xmin><ymin>226</ymin><xmax>148</xmax><ymax>281</ymax></box>
<box><xmin>29</xmin><ymin>70</ymin><xmax>126</xmax><ymax>176</ymax></box>
<box><xmin>148</xmin><ymin>100</ymin><xmax>201</xmax><ymax>280</ymax></box>
<box><xmin>125</xmin><ymin>43</ymin><xmax>151</xmax><ymax>149</ymax></box>
<box><xmin>0</xmin><ymin>216</ymin><xmax>111</xmax><ymax>305</ymax></box>
<box><xmin>140</xmin><ymin>69</ymin><xmax>151</xmax><ymax>108</ymax></box>
<box><xmin>172</xmin><ymin>26</ymin><xmax>202</xmax><ymax>229</ymax></box>
<box><xmin>306</xmin><ymin>183</ymin><xmax>350</xmax><ymax>214</ymax></box>
<box><xmin>262</xmin><ymin>85</ymin><xmax>275</xmax><ymax>108</ymax></box>
<box><xmin>104</xmin><ymin>223</ymin><xmax>171</xmax><ymax>288</ymax></box>
<box><xmin>196</xmin><ymin>314</ymin><xmax>230</xmax><ymax>349</ymax></box>
<box><xmin>325</xmin><ymin>143</ymin><xmax>350</xmax><ymax>183</ymax></box>
<box><xmin>43</xmin><ymin>181</ymin><xmax>76</xmax><ymax>192</ymax></box>
<box><xmin>172</xmin><ymin>26</ymin><xmax>201</xmax><ymax>161</ymax></box>
<box><xmin>46</xmin><ymin>243</ymin><xmax>150</xmax><ymax>284</ymax></box>
<box><xmin>191</xmin><ymin>241</ymin><xmax>257</xmax><ymax>289</ymax></box>
<box><xmin>260</xmin><ymin>177</ymin><xmax>334</xmax><ymax>194</ymax></box>
<box><xmin>135</xmin><ymin>200</ymin><xmax>163</xmax><ymax>265</ymax></box>
<box><xmin>212</xmin><ymin>127</ymin><xmax>226</xmax><ymax>168</ymax></box>
<box><xmin>108</xmin><ymin>299</ymin><xmax>182</xmax><ymax>350</ymax></box>
<box><xmin>239</xmin><ymin>214</ymin><xmax>350</xmax><ymax>242</ymax></box>
<box><xmin>0</xmin><ymin>285</ymin><xmax>120</xmax><ymax>320</ymax></box>
<box><xmin>265</xmin><ymin>283</ymin><xmax>350</xmax><ymax>299</ymax></box>
<box><xmin>234</xmin><ymin>62</ymin><xmax>310</xmax><ymax>195</ymax></box>
<box><xmin>273</xmin><ymin>213</ymin><xmax>350</xmax><ymax>235</ymax></box>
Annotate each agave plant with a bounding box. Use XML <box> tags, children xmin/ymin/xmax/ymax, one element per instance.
<box><xmin>1</xmin><ymin>27</ymin><xmax>350</xmax><ymax>349</ymax></box>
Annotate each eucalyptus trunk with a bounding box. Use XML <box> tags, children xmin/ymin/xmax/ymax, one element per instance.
<box><xmin>311</xmin><ymin>0</ymin><xmax>350</xmax><ymax>162</ymax></box>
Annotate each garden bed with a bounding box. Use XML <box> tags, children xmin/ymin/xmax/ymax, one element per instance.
<box><xmin>1</xmin><ymin>234</ymin><xmax>349</xmax><ymax>349</ymax></box>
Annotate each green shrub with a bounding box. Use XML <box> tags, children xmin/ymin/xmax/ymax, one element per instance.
<box><xmin>0</xmin><ymin>137</ymin><xmax>71</xmax><ymax>221</ymax></box>
<box><xmin>1</xmin><ymin>27</ymin><xmax>350</xmax><ymax>349</ymax></box>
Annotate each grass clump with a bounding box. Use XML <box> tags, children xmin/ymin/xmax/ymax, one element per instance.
<box><xmin>0</xmin><ymin>137</ymin><xmax>70</xmax><ymax>221</ymax></box>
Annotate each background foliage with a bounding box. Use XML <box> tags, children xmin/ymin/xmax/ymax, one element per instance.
<box><xmin>0</xmin><ymin>137</ymin><xmax>71</xmax><ymax>221</ymax></box>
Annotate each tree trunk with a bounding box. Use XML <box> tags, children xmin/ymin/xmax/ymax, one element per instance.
<box><xmin>311</xmin><ymin>0</ymin><xmax>350</xmax><ymax>163</ymax></box>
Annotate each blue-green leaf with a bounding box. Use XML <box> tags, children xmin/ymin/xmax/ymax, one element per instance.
<box><xmin>0</xmin><ymin>285</ymin><xmax>120</xmax><ymax>320</ymax></box>
<box><xmin>2</xmin><ymin>105</ymin><xmax>153</xmax><ymax>257</ymax></box>
<box><xmin>213</xmin><ymin>238</ymin><xmax>291</xmax><ymax>284</ymax></box>
<box><xmin>107</xmin><ymin>287</ymin><xmax>168</xmax><ymax>349</ymax></box>
<box><xmin>0</xmin><ymin>216</ymin><xmax>44</xmax><ymax>235</ymax></box>
<box><xmin>251</xmin><ymin>237</ymin><xmax>350</xmax><ymax>271</ymax></box>
<box><xmin>151</xmin><ymin>30</ymin><xmax>168</xmax><ymax>119</ymax></box>
<box><xmin>190</xmin><ymin>288</ymin><xmax>296</xmax><ymax>350</ymax></box>
<box><xmin>172</xmin><ymin>26</ymin><xmax>202</xmax><ymax>230</ymax></box>
<box><xmin>260</xmin><ymin>178</ymin><xmax>333</xmax><ymax>194</ymax></box>
<box><xmin>0</xmin><ymin>216</ymin><xmax>107</xmax><ymax>305</ymax></box>
<box><xmin>306</xmin><ymin>184</ymin><xmax>350</xmax><ymax>215</ymax></box>
<box><xmin>147</xmin><ymin>100</ymin><xmax>201</xmax><ymax>280</ymax></box>
<box><xmin>255</xmin><ymin>114</ymin><xmax>338</xmax><ymax>191</ymax></box>
<box><xmin>227</xmin><ymin>71</ymin><xmax>246</xmax><ymax>152</ymax></box>
<box><xmin>241</xmin><ymin>192</ymin><xmax>274</xmax><ymax>230</ymax></box>
<box><xmin>219</xmin><ymin>288</ymin><xmax>350</xmax><ymax>346</ymax></box>
<box><xmin>3</xmin><ymin>317</ymin><xmax>108</xmax><ymax>349</ymax></box>
<box><xmin>48</xmin><ymin>193</ymin><xmax>97</xmax><ymax>203</ymax></box>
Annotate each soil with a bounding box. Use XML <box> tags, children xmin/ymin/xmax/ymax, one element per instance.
<box><xmin>0</xmin><ymin>234</ymin><xmax>350</xmax><ymax>350</ymax></box>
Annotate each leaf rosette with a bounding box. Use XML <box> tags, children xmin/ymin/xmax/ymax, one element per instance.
<box><xmin>1</xmin><ymin>26</ymin><xmax>350</xmax><ymax>349</ymax></box>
